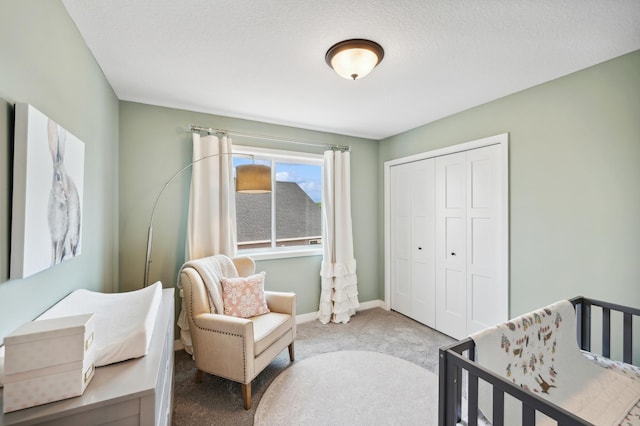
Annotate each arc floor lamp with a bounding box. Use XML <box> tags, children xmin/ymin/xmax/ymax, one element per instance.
<box><xmin>143</xmin><ymin>153</ymin><xmax>271</xmax><ymax>287</ymax></box>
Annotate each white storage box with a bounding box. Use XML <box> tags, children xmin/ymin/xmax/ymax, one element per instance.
<box><xmin>2</xmin><ymin>313</ymin><xmax>96</xmax><ymax>413</ymax></box>
<box><xmin>4</xmin><ymin>313</ymin><xmax>95</xmax><ymax>375</ymax></box>
<box><xmin>3</xmin><ymin>348</ymin><xmax>95</xmax><ymax>413</ymax></box>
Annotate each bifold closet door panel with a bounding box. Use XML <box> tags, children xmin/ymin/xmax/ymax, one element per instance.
<box><xmin>435</xmin><ymin>144</ymin><xmax>505</xmax><ymax>339</ymax></box>
<box><xmin>389</xmin><ymin>159</ymin><xmax>436</xmax><ymax>328</ymax></box>
<box><xmin>466</xmin><ymin>144</ymin><xmax>505</xmax><ymax>335</ymax></box>
<box><xmin>435</xmin><ymin>152</ymin><xmax>467</xmax><ymax>339</ymax></box>
<box><xmin>411</xmin><ymin>160</ymin><xmax>435</xmax><ymax>328</ymax></box>
<box><xmin>390</xmin><ymin>164</ymin><xmax>412</xmax><ymax>316</ymax></box>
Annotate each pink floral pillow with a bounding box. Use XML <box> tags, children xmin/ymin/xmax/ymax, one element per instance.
<box><xmin>220</xmin><ymin>272</ymin><xmax>270</xmax><ymax>318</ymax></box>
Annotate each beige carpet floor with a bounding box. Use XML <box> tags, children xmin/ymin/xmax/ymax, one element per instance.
<box><xmin>172</xmin><ymin>307</ymin><xmax>455</xmax><ymax>425</ymax></box>
<box><xmin>254</xmin><ymin>350</ymin><xmax>439</xmax><ymax>425</ymax></box>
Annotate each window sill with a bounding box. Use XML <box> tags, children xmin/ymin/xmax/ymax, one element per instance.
<box><xmin>239</xmin><ymin>247</ymin><xmax>323</xmax><ymax>261</ymax></box>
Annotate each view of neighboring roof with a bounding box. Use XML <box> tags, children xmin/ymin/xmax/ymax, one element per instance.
<box><xmin>236</xmin><ymin>181</ymin><xmax>321</xmax><ymax>243</ymax></box>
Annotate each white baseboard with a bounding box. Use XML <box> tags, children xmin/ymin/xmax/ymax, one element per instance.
<box><xmin>295</xmin><ymin>311</ymin><xmax>319</xmax><ymax>324</ymax></box>
<box><xmin>358</xmin><ymin>299</ymin><xmax>388</xmax><ymax>311</ymax></box>
<box><xmin>295</xmin><ymin>299</ymin><xmax>386</xmax><ymax>324</ymax></box>
<box><xmin>173</xmin><ymin>299</ymin><xmax>387</xmax><ymax>350</ymax></box>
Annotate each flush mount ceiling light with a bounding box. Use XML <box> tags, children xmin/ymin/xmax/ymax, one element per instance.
<box><xmin>325</xmin><ymin>39</ymin><xmax>384</xmax><ymax>80</ymax></box>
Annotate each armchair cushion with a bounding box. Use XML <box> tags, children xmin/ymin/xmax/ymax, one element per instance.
<box><xmin>221</xmin><ymin>272</ymin><xmax>270</xmax><ymax>318</ymax></box>
<box><xmin>251</xmin><ymin>312</ymin><xmax>293</xmax><ymax>356</ymax></box>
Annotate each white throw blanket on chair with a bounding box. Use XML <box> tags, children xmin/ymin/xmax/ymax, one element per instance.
<box><xmin>176</xmin><ymin>255</ymin><xmax>239</xmax><ymax>354</ymax></box>
<box><xmin>471</xmin><ymin>300</ymin><xmax>640</xmax><ymax>425</ymax></box>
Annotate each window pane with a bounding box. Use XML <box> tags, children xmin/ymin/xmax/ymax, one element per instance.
<box><xmin>234</xmin><ymin>155</ymin><xmax>322</xmax><ymax>252</ymax></box>
<box><xmin>235</xmin><ymin>158</ymin><xmax>272</xmax><ymax>249</ymax></box>
<box><xmin>236</xmin><ymin>192</ymin><xmax>272</xmax><ymax>249</ymax></box>
<box><xmin>274</xmin><ymin>162</ymin><xmax>322</xmax><ymax>247</ymax></box>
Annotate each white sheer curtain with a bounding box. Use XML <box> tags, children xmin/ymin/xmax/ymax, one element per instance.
<box><xmin>185</xmin><ymin>132</ymin><xmax>237</xmax><ymax>259</ymax></box>
<box><xmin>318</xmin><ymin>149</ymin><xmax>359</xmax><ymax>324</ymax></box>
<box><xmin>178</xmin><ymin>132</ymin><xmax>237</xmax><ymax>353</ymax></box>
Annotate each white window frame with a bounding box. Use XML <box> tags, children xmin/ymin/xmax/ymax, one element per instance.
<box><xmin>233</xmin><ymin>145</ymin><xmax>323</xmax><ymax>260</ymax></box>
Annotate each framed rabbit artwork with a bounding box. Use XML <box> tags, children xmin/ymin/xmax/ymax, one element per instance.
<box><xmin>10</xmin><ymin>103</ymin><xmax>85</xmax><ymax>279</ymax></box>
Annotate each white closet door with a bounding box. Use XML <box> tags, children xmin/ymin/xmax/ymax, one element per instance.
<box><xmin>390</xmin><ymin>159</ymin><xmax>435</xmax><ymax>327</ymax></box>
<box><xmin>435</xmin><ymin>145</ymin><xmax>504</xmax><ymax>339</ymax></box>
<box><xmin>466</xmin><ymin>144</ymin><xmax>505</xmax><ymax>334</ymax></box>
<box><xmin>411</xmin><ymin>160</ymin><xmax>435</xmax><ymax>327</ymax></box>
<box><xmin>390</xmin><ymin>164</ymin><xmax>412</xmax><ymax>316</ymax></box>
<box><xmin>385</xmin><ymin>134</ymin><xmax>508</xmax><ymax>340</ymax></box>
<box><xmin>435</xmin><ymin>152</ymin><xmax>467</xmax><ymax>339</ymax></box>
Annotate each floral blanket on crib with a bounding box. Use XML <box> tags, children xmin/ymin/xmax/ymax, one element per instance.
<box><xmin>471</xmin><ymin>300</ymin><xmax>640</xmax><ymax>426</ymax></box>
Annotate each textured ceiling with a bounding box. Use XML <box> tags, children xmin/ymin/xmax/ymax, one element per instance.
<box><xmin>61</xmin><ymin>0</ymin><xmax>640</xmax><ymax>140</ymax></box>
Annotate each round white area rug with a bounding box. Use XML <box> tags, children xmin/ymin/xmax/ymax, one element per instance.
<box><xmin>254</xmin><ymin>350</ymin><xmax>439</xmax><ymax>425</ymax></box>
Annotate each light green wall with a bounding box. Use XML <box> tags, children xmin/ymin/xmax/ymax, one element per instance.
<box><xmin>0</xmin><ymin>1</ymin><xmax>120</xmax><ymax>340</ymax></box>
<box><xmin>379</xmin><ymin>51</ymin><xmax>640</xmax><ymax>320</ymax></box>
<box><xmin>118</xmin><ymin>102</ymin><xmax>379</xmax><ymax>315</ymax></box>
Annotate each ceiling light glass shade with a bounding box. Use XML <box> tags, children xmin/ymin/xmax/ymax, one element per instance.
<box><xmin>325</xmin><ymin>39</ymin><xmax>384</xmax><ymax>80</ymax></box>
<box><xmin>236</xmin><ymin>164</ymin><xmax>272</xmax><ymax>193</ymax></box>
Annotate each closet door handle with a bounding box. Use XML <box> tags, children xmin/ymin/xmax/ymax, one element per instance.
<box><xmin>418</xmin><ymin>247</ymin><xmax>422</xmax><ymax>250</ymax></box>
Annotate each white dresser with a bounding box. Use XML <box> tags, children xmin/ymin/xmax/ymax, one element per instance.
<box><xmin>0</xmin><ymin>288</ymin><xmax>175</xmax><ymax>426</ymax></box>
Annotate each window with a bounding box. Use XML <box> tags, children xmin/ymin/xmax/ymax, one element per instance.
<box><xmin>233</xmin><ymin>146</ymin><xmax>323</xmax><ymax>259</ymax></box>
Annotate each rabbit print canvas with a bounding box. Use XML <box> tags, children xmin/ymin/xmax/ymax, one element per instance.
<box><xmin>47</xmin><ymin>119</ymin><xmax>82</xmax><ymax>265</ymax></box>
<box><xmin>10</xmin><ymin>104</ymin><xmax>85</xmax><ymax>279</ymax></box>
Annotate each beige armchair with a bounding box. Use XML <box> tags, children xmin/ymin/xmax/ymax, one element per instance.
<box><xmin>179</xmin><ymin>255</ymin><xmax>296</xmax><ymax>409</ymax></box>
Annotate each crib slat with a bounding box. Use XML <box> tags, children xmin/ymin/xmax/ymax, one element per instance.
<box><xmin>492</xmin><ymin>387</ymin><xmax>504</xmax><ymax>426</ymax></box>
<box><xmin>468</xmin><ymin>372</ymin><xmax>479</xmax><ymax>426</ymax></box>
<box><xmin>445</xmin><ymin>358</ymin><xmax>460</xmax><ymax>426</ymax></box>
<box><xmin>455</xmin><ymin>362</ymin><xmax>463</xmax><ymax>424</ymax></box>
<box><xmin>602</xmin><ymin>307</ymin><xmax>611</xmax><ymax>358</ymax></box>
<box><xmin>581</xmin><ymin>303</ymin><xmax>591</xmax><ymax>352</ymax></box>
<box><xmin>438</xmin><ymin>350</ymin><xmax>447</xmax><ymax>426</ymax></box>
<box><xmin>623</xmin><ymin>313</ymin><xmax>632</xmax><ymax>364</ymax></box>
<box><xmin>522</xmin><ymin>405</ymin><xmax>535</xmax><ymax>426</ymax></box>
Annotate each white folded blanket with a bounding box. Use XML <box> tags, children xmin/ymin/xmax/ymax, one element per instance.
<box><xmin>178</xmin><ymin>255</ymin><xmax>238</xmax><ymax>314</ymax></box>
<box><xmin>37</xmin><ymin>282</ymin><xmax>163</xmax><ymax>367</ymax></box>
<box><xmin>471</xmin><ymin>300</ymin><xmax>640</xmax><ymax>425</ymax></box>
<box><xmin>176</xmin><ymin>254</ymin><xmax>239</xmax><ymax>355</ymax></box>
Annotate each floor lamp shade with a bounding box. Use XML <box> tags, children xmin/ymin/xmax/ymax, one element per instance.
<box><xmin>236</xmin><ymin>164</ymin><xmax>271</xmax><ymax>193</ymax></box>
